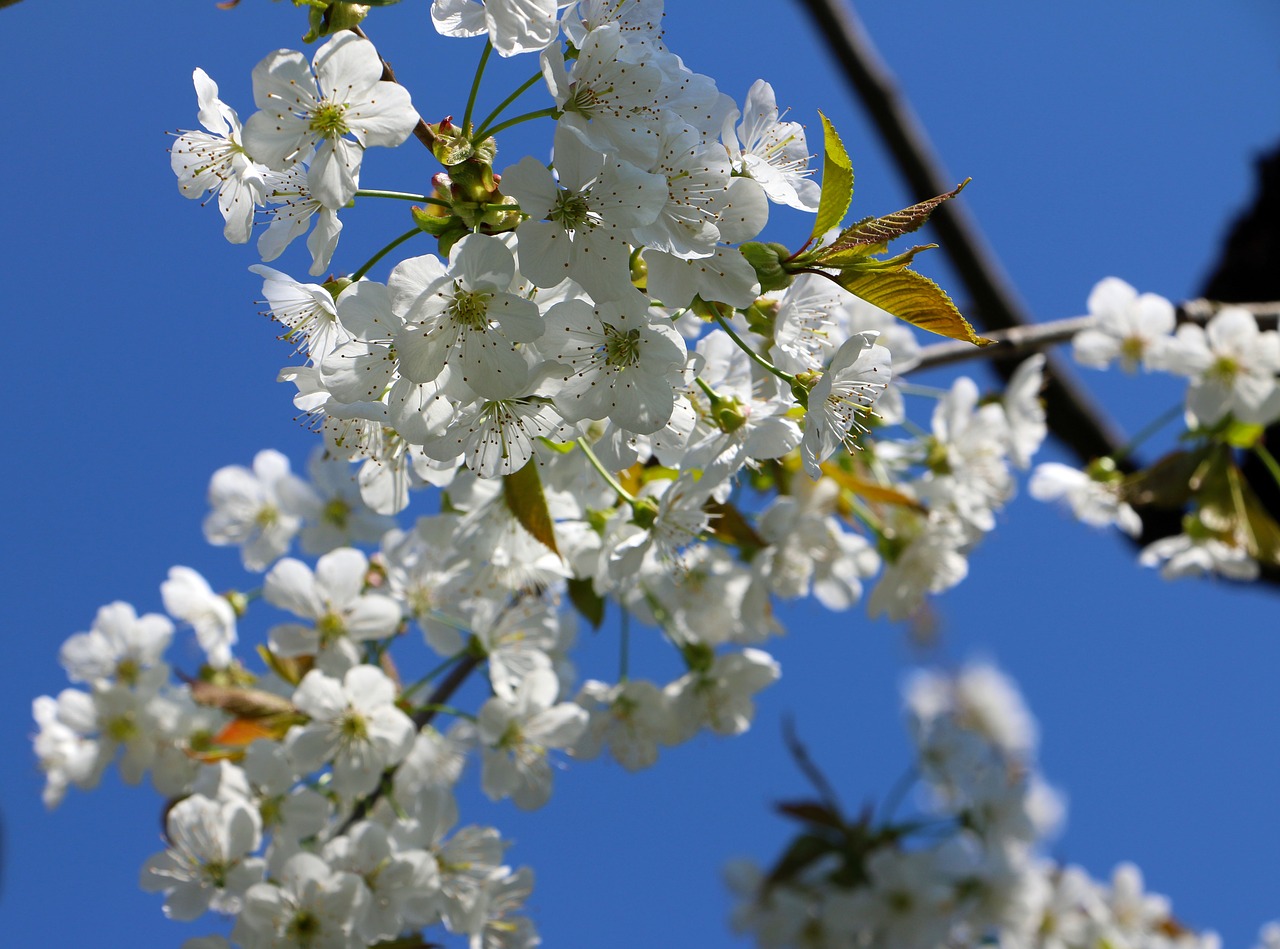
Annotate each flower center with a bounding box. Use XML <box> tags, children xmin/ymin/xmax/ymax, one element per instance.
<box><xmin>601</xmin><ymin>323</ymin><xmax>642</xmax><ymax>369</ymax></box>
<box><xmin>309</xmin><ymin>100</ymin><xmax>350</xmax><ymax>138</ymax></box>
<box><xmin>448</xmin><ymin>286</ymin><xmax>493</xmax><ymax>331</ymax></box>
<box><xmin>550</xmin><ymin>190</ymin><xmax>594</xmax><ymax>231</ymax></box>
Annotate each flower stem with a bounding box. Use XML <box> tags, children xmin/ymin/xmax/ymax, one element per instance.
<box><xmin>474</xmin><ymin>69</ymin><xmax>545</xmax><ymax>142</ymax></box>
<box><xmin>475</xmin><ymin>107</ymin><xmax>560</xmax><ymax>141</ymax></box>
<box><xmin>619</xmin><ymin>608</ymin><xmax>631</xmax><ymax>682</ymax></box>
<box><xmin>356</xmin><ymin>189</ymin><xmax>448</xmax><ymax>206</ymax></box>
<box><xmin>462</xmin><ymin>40</ymin><xmax>493</xmax><ymax>134</ymax></box>
<box><xmin>350</xmin><ymin>227</ymin><xmax>422</xmax><ymax>281</ymax></box>
<box><xmin>1254</xmin><ymin>442</ymin><xmax>1280</xmax><ymax>492</ymax></box>
<box><xmin>713</xmin><ymin>314</ymin><xmax>796</xmax><ymax>386</ymax></box>
<box><xmin>577</xmin><ymin>438</ymin><xmax>637</xmax><ymax>504</ymax></box>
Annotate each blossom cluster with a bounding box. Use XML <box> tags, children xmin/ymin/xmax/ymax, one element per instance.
<box><xmin>727</xmin><ymin>663</ymin><xmax>1223</xmax><ymax>949</ymax></box>
<box><xmin>1031</xmin><ymin>277</ymin><xmax>1280</xmax><ymax>582</ymax></box>
<box><xmin>34</xmin><ymin>1</ymin><xmax>1279</xmax><ymax>947</ymax></box>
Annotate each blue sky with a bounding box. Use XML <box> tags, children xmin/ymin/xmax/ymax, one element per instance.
<box><xmin>2</xmin><ymin>1</ymin><xmax>1279</xmax><ymax>946</ymax></box>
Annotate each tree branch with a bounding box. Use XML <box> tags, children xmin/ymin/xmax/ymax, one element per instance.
<box><xmin>905</xmin><ymin>300</ymin><xmax>1280</xmax><ymax>375</ymax></box>
<box><xmin>793</xmin><ymin>0</ymin><xmax>1126</xmax><ymax>463</ymax></box>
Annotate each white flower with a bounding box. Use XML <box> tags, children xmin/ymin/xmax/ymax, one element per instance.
<box><xmin>1139</xmin><ymin>531</ymin><xmax>1259</xmax><ymax>581</ymax></box>
<box><xmin>1072</xmin><ymin>277</ymin><xmax>1176</xmax><ymax>372</ymax></box>
<box><xmin>665</xmin><ymin>647</ymin><xmax>780</xmax><ymax>742</ymax></box>
<box><xmin>502</xmin><ymin>125</ymin><xmax>666</xmax><ymax>302</ymax></box>
<box><xmin>1003</xmin><ymin>354</ymin><xmax>1047</xmax><ymax>469</ymax></box>
<box><xmin>257</xmin><ymin>163</ymin><xmax>344</xmax><ymax>276</ymax></box>
<box><xmin>571</xmin><ymin>678</ymin><xmax>673</xmax><ymax>770</ymax></box>
<box><xmin>59</xmin><ymin>601</ymin><xmax>173</xmax><ymax>686</ymax></box>
<box><xmin>466</xmin><ymin>867</ymin><xmax>540</xmax><ymax>949</ymax></box>
<box><xmin>477</xmin><ymin>668</ymin><xmax>588</xmax><ymax>809</ymax></box>
<box><xmin>140</xmin><ymin>793</ymin><xmax>265</xmax><ymax>920</ymax></box>
<box><xmin>161</xmin><ymin>567</ymin><xmax>238</xmax><ymax>669</ymax></box>
<box><xmin>431</xmin><ymin>0</ymin><xmax>559</xmax><ymax>57</ymax></box>
<box><xmin>250</xmin><ymin>265</ymin><xmax>347</xmax><ymax>360</ymax></box>
<box><xmin>204</xmin><ymin>449</ymin><xmax>313</xmax><ymax>572</ymax></box>
<box><xmin>264</xmin><ymin>548</ymin><xmax>402</xmax><ymax>672</ymax></box>
<box><xmin>391</xmin><ymin>235</ymin><xmax>544</xmax><ymax>400</ymax></box>
<box><xmin>724</xmin><ymin>80</ymin><xmax>819</xmax><ymax>211</ymax></box>
<box><xmin>1029</xmin><ymin>462</ymin><xmax>1142</xmax><ymax>537</ymax></box>
<box><xmin>234</xmin><ymin>851</ymin><xmax>369</xmax><ymax>949</ymax></box>
<box><xmin>542</xmin><ymin>295</ymin><xmax>687</xmax><ymax>433</ymax></box>
<box><xmin>32</xmin><ymin>690</ymin><xmax>104</xmax><ymax>808</ymax></box>
<box><xmin>541</xmin><ymin>24</ymin><xmax>665</xmax><ymax>166</ymax></box>
<box><xmin>243</xmin><ymin>32</ymin><xmax>418</xmax><ymax>209</ymax></box>
<box><xmin>287</xmin><ymin>665</ymin><xmax>416</xmax><ymax>799</ymax></box>
<box><xmin>800</xmin><ymin>331</ymin><xmax>892</xmax><ymax>478</ymax></box>
<box><xmin>171</xmin><ymin>68</ymin><xmax>267</xmax><ymax>243</ymax></box>
<box><xmin>1160</xmin><ymin>306</ymin><xmax>1280</xmax><ymax>426</ymax></box>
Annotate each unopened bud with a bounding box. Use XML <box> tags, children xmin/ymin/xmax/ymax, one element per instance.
<box><xmin>740</xmin><ymin>241</ymin><xmax>795</xmax><ymax>292</ymax></box>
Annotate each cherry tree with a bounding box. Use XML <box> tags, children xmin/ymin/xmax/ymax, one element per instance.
<box><xmin>19</xmin><ymin>1</ymin><xmax>1280</xmax><ymax>947</ymax></box>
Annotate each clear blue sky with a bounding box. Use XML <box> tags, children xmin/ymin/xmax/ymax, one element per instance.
<box><xmin>3</xmin><ymin>1</ymin><xmax>1279</xmax><ymax>946</ymax></box>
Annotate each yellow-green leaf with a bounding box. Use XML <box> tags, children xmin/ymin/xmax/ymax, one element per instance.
<box><xmin>834</xmin><ymin>268</ymin><xmax>992</xmax><ymax>346</ymax></box>
<box><xmin>816</xmin><ymin>180</ymin><xmax>968</xmax><ymax>266</ymax></box>
<box><xmin>819</xmin><ymin>462</ymin><xmax>927</xmax><ymax>512</ymax></box>
<box><xmin>503</xmin><ymin>460</ymin><xmax>560</xmax><ymax>555</ymax></box>
<box><xmin>811</xmin><ymin>112</ymin><xmax>854</xmax><ymax>242</ymax></box>
<box><xmin>1121</xmin><ymin>447</ymin><xmax>1210</xmax><ymax>508</ymax></box>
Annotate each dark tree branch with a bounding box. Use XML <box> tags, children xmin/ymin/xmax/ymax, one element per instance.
<box><xmin>793</xmin><ymin>0</ymin><xmax>1126</xmax><ymax>463</ymax></box>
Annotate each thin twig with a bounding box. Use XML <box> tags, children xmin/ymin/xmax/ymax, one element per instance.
<box><xmin>793</xmin><ymin>0</ymin><xmax>1125</xmax><ymax>463</ymax></box>
<box><xmin>906</xmin><ymin>300</ymin><xmax>1280</xmax><ymax>374</ymax></box>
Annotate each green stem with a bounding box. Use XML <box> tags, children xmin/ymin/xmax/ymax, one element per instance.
<box><xmin>713</xmin><ymin>314</ymin><xmax>795</xmax><ymax>387</ymax></box>
<box><xmin>355</xmin><ymin>190</ymin><xmax>447</xmax><ymax>206</ymax></box>
<box><xmin>619</xmin><ymin>608</ymin><xmax>631</xmax><ymax>682</ymax></box>
<box><xmin>474</xmin><ymin>69</ymin><xmax>545</xmax><ymax>142</ymax></box>
<box><xmin>475</xmin><ymin>107</ymin><xmax>560</xmax><ymax>141</ymax></box>
<box><xmin>350</xmin><ymin>227</ymin><xmax>421</xmax><ymax>281</ymax></box>
<box><xmin>1254</xmin><ymin>442</ymin><xmax>1280</xmax><ymax>493</ymax></box>
<box><xmin>462</xmin><ymin>41</ymin><xmax>493</xmax><ymax>134</ymax></box>
<box><xmin>694</xmin><ymin>376</ymin><xmax>720</xmax><ymax>402</ymax></box>
<box><xmin>1113</xmin><ymin>403</ymin><xmax>1184</xmax><ymax>464</ymax></box>
<box><xmin>577</xmin><ymin>438</ymin><xmax>637</xmax><ymax>503</ymax></box>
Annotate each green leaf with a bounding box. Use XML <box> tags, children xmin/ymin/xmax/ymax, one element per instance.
<box><xmin>502</xmin><ymin>460</ymin><xmax>560</xmax><ymax>555</ymax></box>
<box><xmin>567</xmin><ymin>577</ymin><xmax>606</xmax><ymax>630</ymax></box>
<box><xmin>832</xmin><ymin>268</ymin><xmax>992</xmax><ymax>346</ymax></box>
<box><xmin>810</xmin><ymin>112</ymin><xmax>854</xmax><ymax>242</ymax></box>
<box><xmin>815</xmin><ymin>180</ymin><xmax>969</xmax><ymax>266</ymax></box>
<box><xmin>1121</xmin><ymin>447</ymin><xmax>1211</xmax><ymax>508</ymax></box>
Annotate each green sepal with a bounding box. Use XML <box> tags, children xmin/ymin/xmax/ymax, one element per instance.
<box><xmin>502</xmin><ymin>459</ymin><xmax>560</xmax><ymax>555</ymax></box>
<box><xmin>811</xmin><ymin>112</ymin><xmax>854</xmax><ymax>242</ymax></box>
<box><xmin>831</xmin><ymin>268</ymin><xmax>992</xmax><ymax>346</ymax></box>
<box><xmin>815</xmin><ymin>180</ymin><xmax>969</xmax><ymax>266</ymax></box>
<box><xmin>411</xmin><ymin>204</ymin><xmax>458</xmax><ymax>236</ymax></box>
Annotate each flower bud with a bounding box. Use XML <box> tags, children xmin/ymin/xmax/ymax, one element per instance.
<box><xmin>740</xmin><ymin>241</ymin><xmax>795</xmax><ymax>293</ymax></box>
